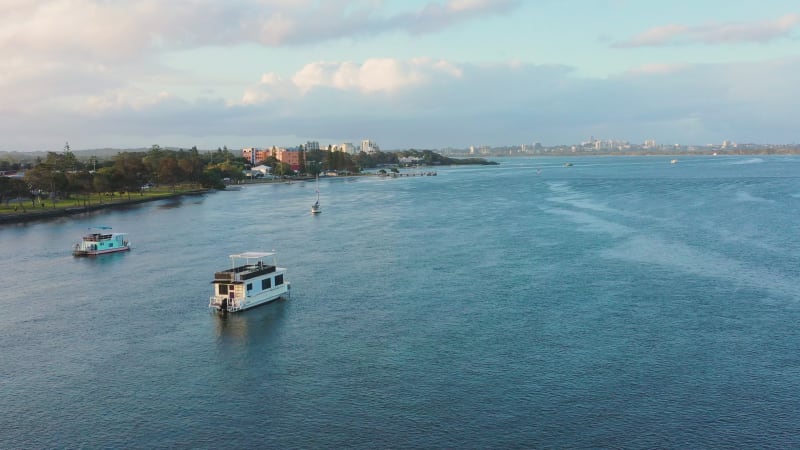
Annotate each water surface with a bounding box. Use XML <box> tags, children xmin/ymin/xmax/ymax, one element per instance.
<box><xmin>2</xmin><ymin>156</ymin><xmax>799</xmax><ymax>448</ymax></box>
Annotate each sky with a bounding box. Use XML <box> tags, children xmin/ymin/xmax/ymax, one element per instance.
<box><xmin>1</xmin><ymin>0</ymin><xmax>799</xmax><ymax>151</ymax></box>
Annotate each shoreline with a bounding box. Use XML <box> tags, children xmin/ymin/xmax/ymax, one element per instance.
<box><xmin>0</xmin><ymin>189</ymin><xmax>208</xmax><ymax>225</ymax></box>
<box><xmin>0</xmin><ymin>174</ymin><xmax>368</xmax><ymax>226</ymax></box>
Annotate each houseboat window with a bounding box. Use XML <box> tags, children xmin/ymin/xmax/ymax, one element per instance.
<box><xmin>247</xmin><ymin>283</ymin><xmax>252</xmax><ymax>291</ymax></box>
<box><xmin>219</xmin><ymin>284</ymin><xmax>228</xmax><ymax>294</ymax></box>
<box><xmin>262</xmin><ymin>278</ymin><xmax>271</xmax><ymax>289</ymax></box>
<box><xmin>275</xmin><ymin>274</ymin><xmax>283</xmax><ymax>286</ymax></box>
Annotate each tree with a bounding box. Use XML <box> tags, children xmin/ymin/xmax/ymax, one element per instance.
<box><xmin>0</xmin><ymin>177</ymin><xmax>24</xmax><ymax>206</ymax></box>
<box><xmin>93</xmin><ymin>170</ymin><xmax>113</xmax><ymax>199</ymax></box>
<box><xmin>66</xmin><ymin>171</ymin><xmax>94</xmax><ymax>205</ymax></box>
<box><xmin>177</xmin><ymin>148</ymin><xmax>203</xmax><ymax>186</ymax></box>
<box><xmin>113</xmin><ymin>152</ymin><xmax>149</xmax><ymax>198</ymax></box>
<box><xmin>142</xmin><ymin>145</ymin><xmax>165</xmax><ymax>185</ymax></box>
<box><xmin>200</xmin><ymin>167</ymin><xmax>225</xmax><ymax>189</ymax></box>
<box><xmin>0</xmin><ymin>178</ymin><xmax>32</xmax><ymax>211</ymax></box>
<box><xmin>297</xmin><ymin>149</ymin><xmax>306</xmax><ymax>175</ymax></box>
<box><xmin>158</xmin><ymin>157</ymin><xmax>183</xmax><ymax>190</ymax></box>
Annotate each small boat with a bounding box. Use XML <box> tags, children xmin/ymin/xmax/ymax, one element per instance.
<box><xmin>72</xmin><ymin>226</ymin><xmax>130</xmax><ymax>256</ymax></box>
<box><xmin>564</xmin><ymin>162</ymin><xmax>573</xmax><ymax>167</ymax></box>
<box><xmin>311</xmin><ymin>174</ymin><xmax>321</xmax><ymax>214</ymax></box>
<box><xmin>671</xmin><ymin>159</ymin><xmax>678</xmax><ymax>164</ymax></box>
<box><xmin>209</xmin><ymin>252</ymin><xmax>290</xmax><ymax>312</ymax></box>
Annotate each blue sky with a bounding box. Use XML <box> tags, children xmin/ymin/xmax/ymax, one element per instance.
<box><xmin>1</xmin><ymin>0</ymin><xmax>798</xmax><ymax>151</ymax></box>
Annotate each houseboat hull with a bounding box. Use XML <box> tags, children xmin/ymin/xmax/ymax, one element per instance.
<box><xmin>209</xmin><ymin>284</ymin><xmax>290</xmax><ymax>312</ymax></box>
<box><xmin>73</xmin><ymin>246</ymin><xmax>131</xmax><ymax>257</ymax></box>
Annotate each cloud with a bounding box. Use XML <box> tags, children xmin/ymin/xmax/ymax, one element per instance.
<box><xmin>228</xmin><ymin>55</ymin><xmax>800</xmax><ymax>148</ymax></box>
<box><xmin>8</xmin><ymin>54</ymin><xmax>800</xmax><ymax>152</ymax></box>
<box><xmin>615</xmin><ymin>24</ymin><xmax>690</xmax><ymax>47</ymax></box>
<box><xmin>289</xmin><ymin>58</ymin><xmax>463</xmax><ymax>94</ymax></box>
<box><xmin>236</xmin><ymin>57</ymin><xmax>465</xmax><ymax>108</ymax></box>
<box><xmin>616</xmin><ymin>13</ymin><xmax>800</xmax><ymax>47</ymax></box>
<box><xmin>0</xmin><ymin>0</ymin><xmax>521</xmax><ymax>61</ymax></box>
<box><xmin>393</xmin><ymin>0</ymin><xmax>519</xmax><ymax>34</ymax></box>
<box><xmin>0</xmin><ymin>55</ymin><xmax>797</xmax><ymax>151</ymax></box>
<box><xmin>1</xmin><ymin>2</ymin><xmax>798</xmax><ymax>152</ymax></box>
<box><xmin>0</xmin><ymin>0</ymin><xmax>519</xmax><ymax>117</ymax></box>
<box><xmin>623</xmin><ymin>63</ymin><xmax>689</xmax><ymax>76</ymax></box>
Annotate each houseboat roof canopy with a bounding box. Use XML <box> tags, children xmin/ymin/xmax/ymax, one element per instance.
<box><xmin>230</xmin><ymin>251</ymin><xmax>274</xmax><ymax>259</ymax></box>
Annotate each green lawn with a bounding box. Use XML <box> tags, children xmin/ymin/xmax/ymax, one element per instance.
<box><xmin>0</xmin><ymin>185</ymin><xmax>204</xmax><ymax>216</ymax></box>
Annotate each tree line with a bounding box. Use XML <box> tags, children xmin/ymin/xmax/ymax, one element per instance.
<box><xmin>0</xmin><ymin>145</ymin><xmax>247</xmax><ymax>209</ymax></box>
<box><xmin>1</xmin><ymin>145</ymin><xmax>494</xmax><ymax>209</ymax></box>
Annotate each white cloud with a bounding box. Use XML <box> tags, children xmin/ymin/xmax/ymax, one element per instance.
<box><xmin>5</xmin><ymin>55</ymin><xmax>800</xmax><ymax>151</ymax></box>
<box><xmin>287</xmin><ymin>58</ymin><xmax>463</xmax><ymax>95</ymax></box>
<box><xmin>616</xmin><ymin>13</ymin><xmax>800</xmax><ymax>47</ymax></box>
<box><xmin>3</xmin><ymin>53</ymin><xmax>800</xmax><ymax>152</ymax></box>
<box><xmin>0</xmin><ymin>0</ymin><xmax>517</xmax><ymax>122</ymax></box>
<box><xmin>447</xmin><ymin>0</ymin><xmax>496</xmax><ymax>13</ymax></box>
<box><xmin>623</xmin><ymin>63</ymin><xmax>689</xmax><ymax>76</ymax></box>
<box><xmin>616</xmin><ymin>24</ymin><xmax>689</xmax><ymax>47</ymax></box>
<box><xmin>82</xmin><ymin>91</ymin><xmax>173</xmax><ymax>115</ymax></box>
<box><xmin>401</xmin><ymin>0</ymin><xmax>518</xmax><ymax>33</ymax></box>
<box><xmin>257</xmin><ymin>12</ymin><xmax>298</xmax><ymax>46</ymax></box>
<box><xmin>0</xmin><ymin>2</ymin><xmax>798</xmax><ymax>152</ymax></box>
<box><xmin>237</xmin><ymin>57</ymin><xmax>465</xmax><ymax>105</ymax></box>
<box><xmin>0</xmin><ymin>1</ymin><xmax>520</xmax><ymax>64</ymax></box>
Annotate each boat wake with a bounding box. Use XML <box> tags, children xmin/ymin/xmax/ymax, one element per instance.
<box><xmin>729</xmin><ymin>158</ymin><xmax>764</xmax><ymax>165</ymax></box>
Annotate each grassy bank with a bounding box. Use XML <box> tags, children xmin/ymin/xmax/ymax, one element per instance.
<box><xmin>0</xmin><ymin>184</ymin><xmax>207</xmax><ymax>224</ymax></box>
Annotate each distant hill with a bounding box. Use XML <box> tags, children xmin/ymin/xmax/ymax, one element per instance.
<box><xmin>0</xmin><ymin>147</ymin><xmax>215</xmax><ymax>161</ymax></box>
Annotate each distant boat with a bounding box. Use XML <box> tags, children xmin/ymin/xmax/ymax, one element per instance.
<box><xmin>311</xmin><ymin>174</ymin><xmax>321</xmax><ymax>214</ymax></box>
<box><xmin>564</xmin><ymin>162</ymin><xmax>573</xmax><ymax>167</ymax></box>
<box><xmin>73</xmin><ymin>226</ymin><xmax>130</xmax><ymax>256</ymax></box>
<box><xmin>671</xmin><ymin>159</ymin><xmax>678</xmax><ymax>164</ymax></box>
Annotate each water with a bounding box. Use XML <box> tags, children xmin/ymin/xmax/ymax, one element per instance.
<box><xmin>2</xmin><ymin>156</ymin><xmax>799</xmax><ymax>448</ymax></box>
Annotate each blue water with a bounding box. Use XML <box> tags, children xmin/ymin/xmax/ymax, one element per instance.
<box><xmin>2</xmin><ymin>156</ymin><xmax>799</xmax><ymax>448</ymax></box>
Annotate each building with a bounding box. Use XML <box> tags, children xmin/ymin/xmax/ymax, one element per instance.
<box><xmin>305</xmin><ymin>141</ymin><xmax>320</xmax><ymax>151</ymax></box>
<box><xmin>251</xmin><ymin>165</ymin><xmax>271</xmax><ymax>176</ymax></box>
<box><xmin>339</xmin><ymin>142</ymin><xmax>356</xmax><ymax>154</ymax></box>
<box><xmin>361</xmin><ymin>139</ymin><xmax>380</xmax><ymax>153</ymax></box>
<box><xmin>276</xmin><ymin>148</ymin><xmax>302</xmax><ymax>171</ymax></box>
<box><xmin>242</xmin><ymin>147</ymin><xmax>271</xmax><ymax>165</ymax></box>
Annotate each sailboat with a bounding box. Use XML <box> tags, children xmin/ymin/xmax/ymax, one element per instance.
<box><xmin>311</xmin><ymin>174</ymin><xmax>321</xmax><ymax>214</ymax></box>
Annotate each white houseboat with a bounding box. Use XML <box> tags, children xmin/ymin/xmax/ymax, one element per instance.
<box><xmin>209</xmin><ymin>252</ymin><xmax>290</xmax><ymax>312</ymax></box>
<box><xmin>72</xmin><ymin>227</ymin><xmax>131</xmax><ymax>256</ymax></box>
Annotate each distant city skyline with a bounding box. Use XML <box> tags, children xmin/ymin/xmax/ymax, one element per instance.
<box><xmin>1</xmin><ymin>1</ymin><xmax>798</xmax><ymax>152</ymax></box>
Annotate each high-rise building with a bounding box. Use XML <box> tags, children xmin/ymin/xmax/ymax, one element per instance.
<box><xmin>361</xmin><ymin>140</ymin><xmax>379</xmax><ymax>153</ymax></box>
<box><xmin>340</xmin><ymin>142</ymin><xmax>356</xmax><ymax>154</ymax></box>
